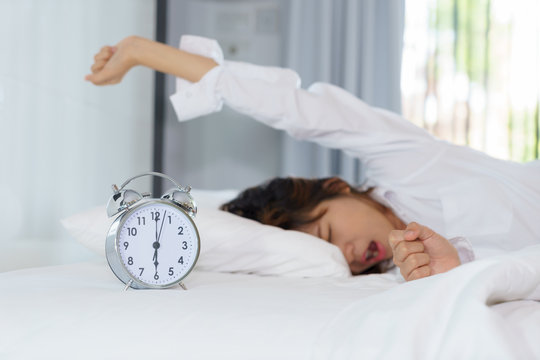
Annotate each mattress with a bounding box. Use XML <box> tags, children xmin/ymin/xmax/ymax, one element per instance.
<box><xmin>1</xmin><ymin>244</ymin><xmax>539</xmax><ymax>360</ymax></box>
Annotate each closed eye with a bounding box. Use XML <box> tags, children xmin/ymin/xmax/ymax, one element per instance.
<box><xmin>328</xmin><ymin>225</ymin><xmax>333</xmax><ymax>244</ymax></box>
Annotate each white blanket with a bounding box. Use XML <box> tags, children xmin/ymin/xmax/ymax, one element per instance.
<box><xmin>1</xmin><ymin>245</ymin><xmax>539</xmax><ymax>360</ymax></box>
<box><xmin>313</xmin><ymin>245</ymin><xmax>540</xmax><ymax>360</ymax></box>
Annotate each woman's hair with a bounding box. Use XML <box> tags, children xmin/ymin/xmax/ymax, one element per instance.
<box><xmin>220</xmin><ymin>177</ymin><xmax>390</xmax><ymax>274</ymax></box>
<box><xmin>220</xmin><ymin>176</ymin><xmax>385</xmax><ymax>229</ymax></box>
<box><xmin>221</xmin><ymin>177</ymin><xmax>367</xmax><ymax>228</ymax></box>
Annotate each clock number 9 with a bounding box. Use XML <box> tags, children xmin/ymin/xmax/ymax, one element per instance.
<box><xmin>123</xmin><ymin>242</ymin><xmax>129</xmax><ymax>250</ymax></box>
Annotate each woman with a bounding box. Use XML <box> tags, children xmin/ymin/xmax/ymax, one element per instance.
<box><xmin>86</xmin><ymin>35</ymin><xmax>540</xmax><ymax>281</ymax></box>
<box><xmin>219</xmin><ymin>176</ymin><xmax>462</xmax><ymax>277</ymax></box>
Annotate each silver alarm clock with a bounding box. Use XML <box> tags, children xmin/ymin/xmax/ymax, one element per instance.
<box><xmin>105</xmin><ymin>172</ymin><xmax>200</xmax><ymax>290</ymax></box>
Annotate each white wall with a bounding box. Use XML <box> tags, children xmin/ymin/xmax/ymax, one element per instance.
<box><xmin>0</xmin><ymin>0</ymin><xmax>155</xmax><ymax>267</ymax></box>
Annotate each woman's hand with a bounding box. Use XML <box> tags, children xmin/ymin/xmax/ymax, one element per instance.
<box><xmin>389</xmin><ymin>222</ymin><xmax>461</xmax><ymax>281</ymax></box>
<box><xmin>85</xmin><ymin>36</ymin><xmax>218</xmax><ymax>86</ymax></box>
<box><xmin>85</xmin><ymin>36</ymin><xmax>139</xmax><ymax>85</ymax></box>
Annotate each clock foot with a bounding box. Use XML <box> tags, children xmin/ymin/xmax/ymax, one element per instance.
<box><xmin>124</xmin><ymin>280</ymin><xmax>133</xmax><ymax>291</ymax></box>
<box><xmin>179</xmin><ymin>282</ymin><xmax>187</xmax><ymax>290</ymax></box>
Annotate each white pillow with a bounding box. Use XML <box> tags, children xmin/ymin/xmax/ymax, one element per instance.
<box><xmin>61</xmin><ymin>189</ymin><xmax>351</xmax><ymax>278</ymax></box>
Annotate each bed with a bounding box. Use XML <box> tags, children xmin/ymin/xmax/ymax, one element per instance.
<box><xmin>1</xmin><ymin>190</ymin><xmax>539</xmax><ymax>359</ymax></box>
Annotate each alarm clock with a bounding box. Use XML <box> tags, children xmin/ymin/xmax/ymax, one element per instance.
<box><xmin>105</xmin><ymin>172</ymin><xmax>200</xmax><ymax>290</ymax></box>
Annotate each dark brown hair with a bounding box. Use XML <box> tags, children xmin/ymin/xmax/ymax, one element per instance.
<box><xmin>220</xmin><ymin>176</ymin><xmax>384</xmax><ymax>229</ymax></box>
<box><xmin>220</xmin><ymin>177</ymin><xmax>390</xmax><ymax>274</ymax></box>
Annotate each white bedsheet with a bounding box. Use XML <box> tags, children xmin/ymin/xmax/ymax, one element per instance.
<box><xmin>1</xmin><ymin>245</ymin><xmax>539</xmax><ymax>360</ymax></box>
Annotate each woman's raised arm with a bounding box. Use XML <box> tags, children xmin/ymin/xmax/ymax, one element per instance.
<box><xmin>85</xmin><ymin>35</ymin><xmax>218</xmax><ymax>85</ymax></box>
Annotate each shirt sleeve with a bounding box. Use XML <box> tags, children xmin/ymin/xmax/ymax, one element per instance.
<box><xmin>448</xmin><ymin>236</ymin><xmax>476</xmax><ymax>264</ymax></box>
<box><xmin>169</xmin><ymin>35</ymin><xmax>225</xmax><ymax>120</ymax></box>
<box><xmin>169</xmin><ymin>35</ymin><xmax>444</xmax><ymax>189</ymax></box>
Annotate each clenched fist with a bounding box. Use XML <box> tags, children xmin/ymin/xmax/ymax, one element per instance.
<box><xmin>85</xmin><ymin>36</ymin><xmax>140</xmax><ymax>85</ymax></box>
<box><xmin>389</xmin><ymin>222</ymin><xmax>461</xmax><ymax>281</ymax></box>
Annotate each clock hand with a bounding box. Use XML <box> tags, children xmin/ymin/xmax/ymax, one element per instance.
<box><xmin>152</xmin><ymin>211</ymin><xmax>161</xmax><ymax>274</ymax></box>
<box><xmin>152</xmin><ymin>210</ymin><xmax>167</xmax><ymax>277</ymax></box>
<box><xmin>157</xmin><ymin>210</ymin><xmax>167</xmax><ymax>244</ymax></box>
<box><xmin>155</xmin><ymin>211</ymin><xmax>159</xmax><ymax>242</ymax></box>
<box><xmin>153</xmin><ymin>247</ymin><xmax>159</xmax><ymax>274</ymax></box>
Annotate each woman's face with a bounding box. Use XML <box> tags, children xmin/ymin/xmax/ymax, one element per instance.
<box><xmin>296</xmin><ymin>195</ymin><xmax>402</xmax><ymax>275</ymax></box>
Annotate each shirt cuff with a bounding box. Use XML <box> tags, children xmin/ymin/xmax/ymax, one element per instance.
<box><xmin>449</xmin><ymin>236</ymin><xmax>476</xmax><ymax>264</ymax></box>
<box><xmin>170</xmin><ymin>35</ymin><xmax>302</xmax><ymax>123</ymax></box>
<box><xmin>169</xmin><ymin>35</ymin><xmax>225</xmax><ymax>121</ymax></box>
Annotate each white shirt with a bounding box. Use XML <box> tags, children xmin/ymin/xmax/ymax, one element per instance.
<box><xmin>170</xmin><ymin>35</ymin><xmax>540</xmax><ymax>260</ymax></box>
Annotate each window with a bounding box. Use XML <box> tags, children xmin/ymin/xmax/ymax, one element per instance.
<box><xmin>401</xmin><ymin>0</ymin><xmax>540</xmax><ymax>161</ymax></box>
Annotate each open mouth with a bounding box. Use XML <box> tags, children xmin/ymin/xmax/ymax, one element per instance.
<box><xmin>362</xmin><ymin>241</ymin><xmax>386</xmax><ymax>264</ymax></box>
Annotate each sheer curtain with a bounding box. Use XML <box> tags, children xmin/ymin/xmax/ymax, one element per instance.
<box><xmin>281</xmin><ymin>0</ymin><xmax>405</xmax><ymax>185</ymax></box>
<box><xmin>0</xmin><ymin>1</ymin><xmax>155</xmax><ymax>254</ymax></box>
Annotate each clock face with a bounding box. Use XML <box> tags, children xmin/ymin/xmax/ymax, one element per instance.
<box><xmin>116</xmin><ymin>201</ymin><xmax>200</xmax><ymax>287</ymax></box>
